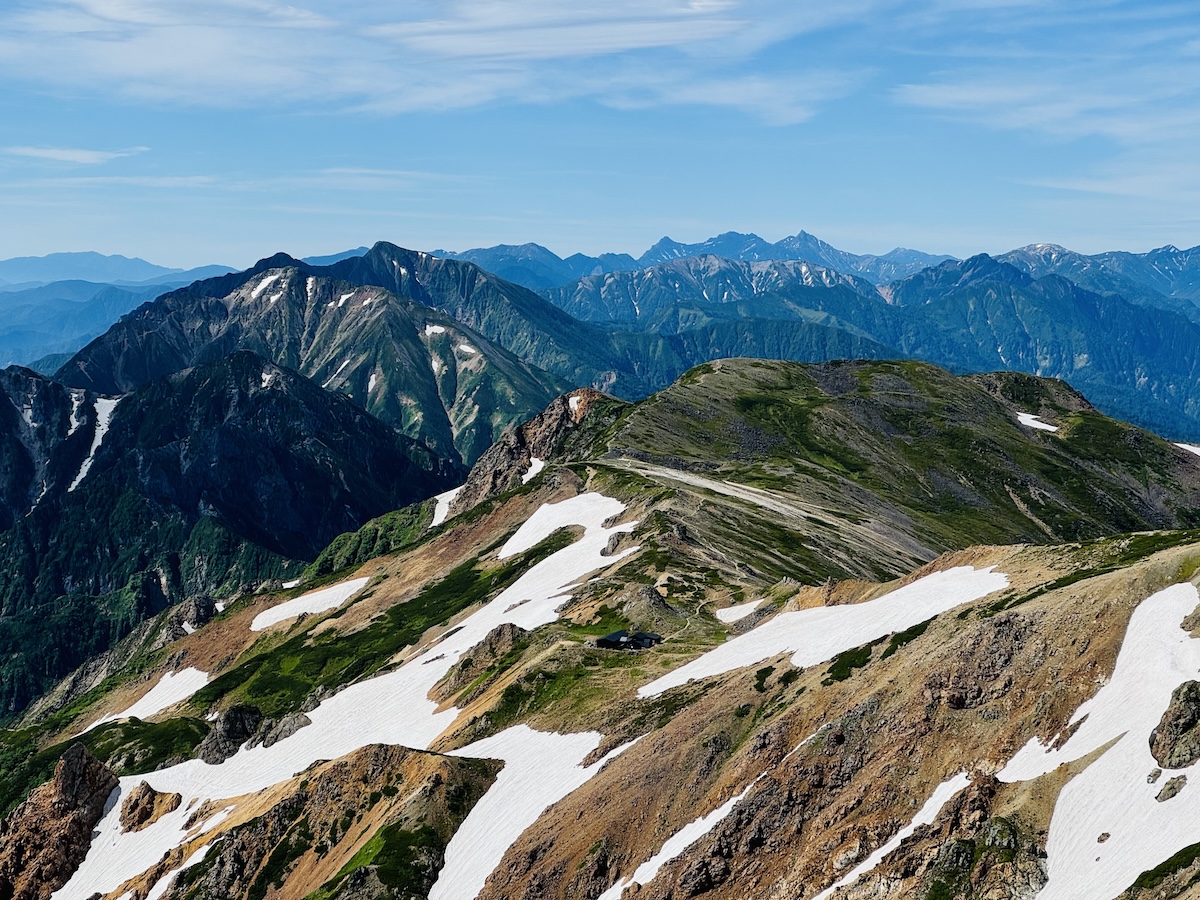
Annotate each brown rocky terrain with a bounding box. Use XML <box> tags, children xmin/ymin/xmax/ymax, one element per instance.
<box><xmin>0</xmin><ymin>746</ymin><xmax>118</xmax><ymax>900</ymax></box>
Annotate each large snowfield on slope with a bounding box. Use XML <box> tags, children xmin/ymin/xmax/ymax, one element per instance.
<box><xmin>638</xmin><ymin>566</ymin><xmax>1009</xmax><ymax>698</ymax></box>
<box><xmin>82</xmin><ymin>667</ymin><xmax>211</xmax><ymax>735</ymax></box>
<box><xmin>999</xmin><ymin>582</ymin><xmax>1200</xmax><ymax>900</ymax></box>
<box><xmin>55</xmin><ymin>493</ymin><xmax>640</xmax><ymax>900</ymax></box>
<box><xmin>249</xmin><ymin>577</ymin><xmax>369</xmax><ymax>631</ymax></box>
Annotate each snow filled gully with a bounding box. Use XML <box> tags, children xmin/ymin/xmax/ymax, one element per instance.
<box><xmin>55</xmin><ymin>492</ymin><xmax>641</xmax><ymax>900</ymax></box>
<box><xmin>998</xmin><ymin>581</ymin><xmax>1200</xmax><ymax>900</ymax></box>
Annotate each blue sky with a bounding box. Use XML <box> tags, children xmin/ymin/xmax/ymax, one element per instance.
<box><xmin>0</xmin><ymin>0</ymin><xmax>1198</xmax><ymax>268</ymax></box>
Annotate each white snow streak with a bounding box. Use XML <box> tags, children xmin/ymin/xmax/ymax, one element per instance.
<box><xmin>67</xmin><ymin>391</ymin><xmax>85</xmax><ymax>435</ymax></box>
<box><xmin>281</xmin><ymin>579</ymin><xmax>301</xmax><ymax>589</ymax></box>
<box><xmin>715</xmin><ymin>599</ymin><xmax>763</xmax><ymax>623</ymax></box>
<box><xmin>82</xmin><ymin>668</ymin><xmax>210</xmax><ymax>734</ymax></box>
<box><xmin>639</xmin><ymin>567</ymin><xmax>1008</xmax><ymax>698</ymax></box>
<box><xmin>249</xmin><ymin>273</ymin><xmax>281</xmax><ymax>299</ymax></box>
<box><xmin>813</xmin><ymin>773</ymin><xmax>972</xmax><ymax>900</ymax></box>
<box><xmin>522</xmin><ymin>457</ymin><xmax>545</xmax><ymax>484</ymax></box>
<box><xmin>1175</xmin><ymin>442</ymin><xmax>1200</xmax><ymax>458</ymax></box>
<box><xmin>321</xmin><ymin>359</ymin><xmax>351</xmax><ymax>388</ymax></box>
<box><xmin>67</xmin><ymin>396</ymin><xmax>120</xmax><ymax>492</ymax></box>
<box><xmin>1017</xmin><ymin>412</ymin><xmax>1059</xmax><ymax>432</ymax></box>
<box><xmin>999</xmin><ymin>582</ymin><xmax>1200</xmax><ymax>900</ymax></box>
<box><xmin>433</xmin><ymin>730</ymin><xmax>636</xmax><ymax>900</ymax></box>
<box><xmin>55</xmin><ymin>494</ymin><xmax>639</xmax><ymax>900</ymax></box>
<box><xmin>250</xmin><ymin>577</ymin><xmax>369</xmax><ymax>632</ymax></box>
<box><xmin>338</xmin><ymin>291</ymin><xmax>354</xmax><ymax>307</ymax></box>
<box><xmin>145</xmin><ymin>842</ymin><xmax>212</xmax><ymax>900</ymax></box>
<box><xmin>368</xmin><ymin>372</ymin><xmax>378</xmax><ymax>394</ymax></box>
<box><xmin>431</xmin><ymin>354</ymin><xmax>444</xmax><ymax>376</ymax></box>
<box><xmin>306</xmin><ymin>276</ymin><xmax>316</xmax><ymax>304</ymax></box>
<box><xmin>597</xmin><ymin>781</ymin><xmax>758</xmax><ymax>900</ymax></box>
<box><xmin>430</xmin><ymin>485</ymin><xmax>462</xmax><ymax>527</ymax></box>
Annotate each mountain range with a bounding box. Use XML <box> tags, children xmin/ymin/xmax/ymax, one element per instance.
<box><xmin>7</xmin><ymin>358</ymin><xmax>1200</xmax><ymax>899</ymax></box>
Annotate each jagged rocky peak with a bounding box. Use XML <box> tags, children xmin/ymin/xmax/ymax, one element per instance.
<box><xmin>0</xmin><ymin>745</ymin><xmax>118</xmax><ymax>900</ymax></box>
<box><xmin>447</xmin><ymin>387</ymin><xmax>617</xmax><ymax>519</ymax></box>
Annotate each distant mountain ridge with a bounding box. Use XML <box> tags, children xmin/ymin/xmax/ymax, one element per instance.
<box><xmin>437</xmin><ymin>230</ymin><xmax>955</xmax><ymax>292</ymax></box>
<box><xmin>0</xmin><ymin>252</ymin><xmax>232</xmax><ymax>288</ymax></box>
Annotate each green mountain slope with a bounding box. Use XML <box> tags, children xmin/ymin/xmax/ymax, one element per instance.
<box><xmin>0</xmin><ymin>351</ymin><xmax>460</xmax><ymax>714</ymax></box>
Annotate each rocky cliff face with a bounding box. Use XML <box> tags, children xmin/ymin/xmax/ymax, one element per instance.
<box><xmin>0</xmin><ymin>745</ymin><xmax>117</xmax><ymax>900</ymax></box>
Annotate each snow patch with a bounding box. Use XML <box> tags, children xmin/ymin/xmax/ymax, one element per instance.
<box><xmin>456</xmin><ymin>343</ymin><xmax>477</xmax><ymax>355</ymax></box>
<box><xmin>306</xmin><ymin>276</ymin><xmax>316</xmax><ymax>304</ymax></box>
<box><xmin>338</xmin><ymin>292</ymin><xmax>354</xmax><ymax>307</ymax></box>
<box><xmin>522</xmin><ymin>457</ymin><xmax>545</xmax><ymax>484</ymax></box>
<box><xmin>321</xmin><ymin>359</ymin><xmax>351</xmax><ymax>389</ymax></box>
<box><xmin>1175</xmin><ymin>442</ymin><xmax>1200</xmax><ymax>458</ymax></box>
<box><xmin>569</xmin><ymin>395</ymin><xmax>581</xmax><ymax>414</ymax></box>
<box><xmin>715</xmin><ymin>599</ymin><xmax>763</xmax><ymax>623</ymax></box>
<box><xmin>249</xmin><ymin>273</ymin><xmax>281</xmax><ymax>299</ymax></box>
<box><xmin>813</xmin><ymin>773</ymin><xmax>972</xmax><ymax>900</ymax></box>
<box><xmin>181</xmin><ymin>622</ymin><xmax>195</xmax><ymax>635</ymax></box>
<box><xmin>67</xmin><ymin>396</ymin><xmax>121</xmax><ymax>493</ymax></box>
<box><xmin>430</xmin><ymin>486</ymin><xmax>462</xmax><ymax>528</ymax></box>
<box><xmin>432</xmin><ymin>729</ymin><xmax>637</xmax><ymax>900</ymax></box>
<box><xmin>639</xmin><ymin>566</ymin><xmax>1008</xmax><ymax>698</ymax></box>
<box><xmin>68</xmin><ymin>391</ymin><xmax>86</xmax><ymax>436</ymax></box>
<box><xmin>368</xmin><ymin>372</ymin><xmax>377</xmax><ymax>394</ymax></box>
<box><xmin>424</xmin><ymin>323</ymin><xmax>446</xmax><ymax>335</ymax></box>
<box><xmin>250</xmin><ymin>577</ymin><xmax>369</xmax><ymax>632</ymax></box>
<box><xmin>1017</xmin><ymin>411</ymin><xmax>1058</xmax><ymax>432</ymax></box>
<box><xmin>56</xmin><ymin>493</ymin><xmax>638</xmax><ymax>900</ymax></box>
<box><xmin>281</xmin><ymin>579</ymin><xmax>301</xmax><ymax>589</ymax></box>
<box><xmin>431</xmin><ymin>354</ymin><xmax>444</xmax><ymax>376</ymax></box>
<box><xmin>214</xmin><ymin>602</ymin><xmax>225</xmax><ymax>613</ymax></box>
<box><xmin>598</xmin><ymin>780</ymin><xmax>758</xmax><ymax>900</ymax></box>
<box><xmin>83</xmin><ymin>668</ymin><xmax>210</xmax><ymax>734</ymax></box>
<box><xmin>998</xmin><ymin>582</ymin><xmax>1200</xmax><ymax>899</ymax></box>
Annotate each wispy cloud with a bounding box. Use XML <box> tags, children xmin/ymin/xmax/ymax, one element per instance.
<box><xmin>0</xmin><ymin>0</ymin><xmax>881</xmax><ymax>123</ymax></box>
<box><xmin>3</xmin><ymin>145</ymin><xmax>149</xmax><ymax>164</ymax></box>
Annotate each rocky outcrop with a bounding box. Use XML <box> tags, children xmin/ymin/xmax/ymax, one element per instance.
<box><xmin>1151</xmin><ymin>681</ymin><xmax>1200</xmax><ymax>769</ymax></box>
<box><xmin>432</xmin><ymin>623</ymin><xmax>530</xmax><ymax>704</ymax></box>
<box><xmin>161</xmin><ymin>744</ymin><xmax>499</xmax><ymax>900</ymax></box>
<box><xmin>195</xmin><ymin>705</ymin><xmax>263</xmax><ymax>764</ymax></box>
<box><xmin>248</xmin><ymin>712</ymin><xmax>312</xmax><ymax>750</ymax></box>
<box><xmin>447</xmin><ymin>389</ymin><xmax>607</xmax><ymax>519</ymax></box>
<box><xmin>120</xmin><ymin>780</ymin><xmax>182</xmax><ymax>833</ymax></box>
<box><xmin>0</xmin><ymin>745</ymin><xmax>118</xmax><ymax>900</ymax></box>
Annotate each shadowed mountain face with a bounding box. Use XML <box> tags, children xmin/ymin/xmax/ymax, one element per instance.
<box><xmin>54</xmin><ymin>260</ymin><xmax>564</xmax><ymax>465</ymax></box>
<box><xmin>0</xmin><ymin>351</ymin><xmax>461</xmax><ymax>715</ymax></box>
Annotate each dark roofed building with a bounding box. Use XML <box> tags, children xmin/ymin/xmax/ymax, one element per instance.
<box><xmin>596</xmin><ymin>630</ymin><xmax>663</xmax><ymax>650</ymax></box>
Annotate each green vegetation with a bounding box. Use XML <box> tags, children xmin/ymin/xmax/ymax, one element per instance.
<box><xmin>306</xmin><ymin>502</ymin><xmax>433</xmax><ymax>580</ymax></box>
<box><xmin>1129</xmin><ymin>840</ymin><xmax>1200</xmax><ymax>890</ymax></box>
<box><xmin>823</xmin><ymin>637</ymin><xmax>886</xmax><ymax>685</ymax></box>
<box><xmin>193</xmin><ymin>528</ymin><xmax>578</xmax><ymax>719</ymax></box>
<box><xmin>880</xmin><ymin>618</ymin><xmax>935</xmax><ymax>660</ymax></box>
<box><xmin>308</xmin><ymin>825</ymin><xmax>444</xmax><ymax>899</ymax></box>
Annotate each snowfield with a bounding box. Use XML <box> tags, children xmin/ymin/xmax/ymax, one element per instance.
<box><xmin>430</xmin><ymin>484</ymin><xmax>462</xmax><ymax>527</ymax></box>
<box><xmin>55</xmin><ymin>493</ymin><xmax>640</xmax><ymax>900</ymax></box>
<box><xmin>67</xmin><ymin>396</ymin><xmax>121</xmax><ymax>492</ymax></box>
<box><xmin>522</xmin><ymin>456</ymin><xmax>545</xmax><ymax>484</ymax></box>
<box><xmin>1017</xmin><ymin>411</ymin><xmax>1059</xmax><ymax>432</ymax></box>
<box><xmin>82</xmin><ymin>667</ymin><xmax>211</xmax><ymax>734</ymax></box>
<box><xmin>999</xmin><ymin>582</ymin><xmax>1200</xmax><ymax>900</ymax></box>
<box><xmin>715</xmin><ymin>598</ymin><xmax>763</xmax><ymax>623</ymax></box>
<box><xmin>250</xmin><ymin>577</ymin><xmax>370</xmax><ymax>632</ymax></box>
<box><xmin>638</xmin><ymin>566</ymin><xmax>1009</xmax><ymax>698</ymax></box>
